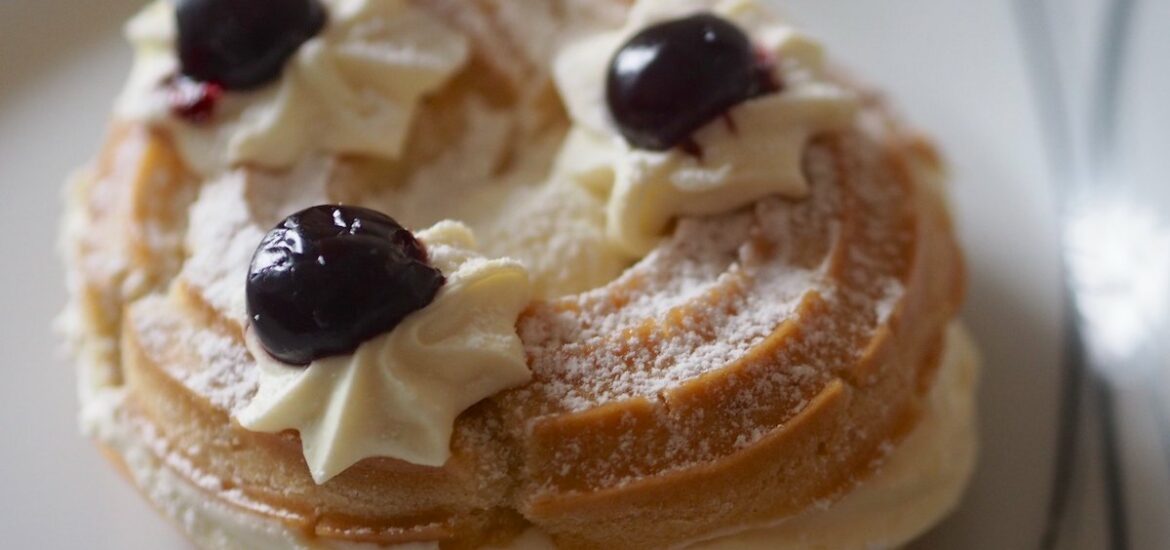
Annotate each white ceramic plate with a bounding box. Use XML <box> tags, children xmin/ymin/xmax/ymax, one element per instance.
<box><xmin>0</xmin><ymin>1</ymin><xmax>1065</xmax><ymax>548</ymax></box>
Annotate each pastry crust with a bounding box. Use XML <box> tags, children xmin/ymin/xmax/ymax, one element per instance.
<box><xmin>86</xmin><ymin>324</ymin><xmax>977</xmax><ymax>550</ymax></box>
<box><xmin>62</xmin><ymin>2</ymin><xmax>969</xmax><ymax>548</ymax></box>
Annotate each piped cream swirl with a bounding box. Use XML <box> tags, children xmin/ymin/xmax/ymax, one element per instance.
<box><xmin>118</xmin><ymin>0</ymin><xmax>469</xmax><ymax>175</ymax></box>
<box><xmin>237</xmin><ymin>221</ymin><xmax>532</xmax><ymax>483</ymax></box>
<box><xmin>553</xmin><ymin>0</ymin><xmax>859</xmax><ymax>255</ymax></box>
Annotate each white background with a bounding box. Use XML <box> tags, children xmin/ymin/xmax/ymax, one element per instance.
<box><xmin>0</xmin><ymin>0</ymin><xmax>1071</xmax><ymax>547</ymax></box>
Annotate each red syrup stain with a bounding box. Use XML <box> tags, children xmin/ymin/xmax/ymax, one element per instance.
<box><xmin>753</xmin><ymin>47</ymin><xmax>784</xmax><ymax>95</ymax></box>
<box><xmin>678</xmin><ymin>48</ymin><xmax>784</xmax><ymax>162</ymax></box>
<box><xmin>722</xmin><ymin>112</ymin><xmax>739</xmax><ymax>134</ymax></box>
<box><xmin>679</xmin><ymin>137</ymin><xmax>704</xmax><ymax>160</ymax></box>
<box><xmin>165</xmin><ymin>76</ymin><xmax>223</xmax><ymax>123</ymax></box>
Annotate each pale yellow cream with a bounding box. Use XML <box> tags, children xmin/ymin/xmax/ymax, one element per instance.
<box><xmin>553</xmin><ymin>0</ymin><xmax>859</xmax><ymax>255</ymax></box>
<box><xmin>118</xmin><ymin>0</ymin><xmax>469</xmax><ymax>175</ymax></box>
<box><xmin>236</xmin><ymin>221</ymin><xmax>532</xmax><ymax>483</ymax></box>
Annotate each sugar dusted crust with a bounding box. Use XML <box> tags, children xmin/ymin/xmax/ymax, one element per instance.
<box><xmin>83</xmin><ymin>324</ymin><xmax>977</xmax><ymax>550</ymax></box>
<box><xmin>61</xmin><ymin>1</ymin><xmax>970</xmax><ymax>548</ymax></box>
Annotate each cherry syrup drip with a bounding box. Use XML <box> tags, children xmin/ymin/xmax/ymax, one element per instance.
<box><xmin>676</xmin><ymin>53</ymin><xmax>779</xmax><ymax>161</ymax></box>
<box><xmin>753</xmin><ymin>47</ymin><xmax>783</xmax><ymax>97</ymax></box>
<box><xmin>166</xmin><ymin>76</ymin><xmax>223</xmax><ymax>123</ymax></box>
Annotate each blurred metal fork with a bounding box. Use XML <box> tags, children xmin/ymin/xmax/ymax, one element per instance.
<box><xmin>1016</xmin><ymin>0</ymin><xmax>1170</xmax><ymax>548</ymax></box>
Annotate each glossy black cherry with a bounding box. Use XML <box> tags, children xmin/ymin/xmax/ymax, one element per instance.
<box><xmin>177</xmin><ymin>0</ymin><xmax>326</xmax><ymax>90</ymax></box>
<box><xmin>606</xmin><ymin>13</ymin><xmax>778</xmax><ymax>151</ymax></box>
<box><xmin>246</xmin><ymin>206</ymin><xmax>445</xmax><ymax>366</ymax></box>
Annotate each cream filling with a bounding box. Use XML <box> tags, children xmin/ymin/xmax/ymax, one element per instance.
<box><xmin>553</xmin><ymin>0</ymin><xmax>859</xmax><ymax>255</ymax></box>
<box><xmin>78</xmin><ymin>323</ymin><xmax>977</xmax><ymax>549</ymax></box>
<box><xmin>237</xmin><ymin>221</ymin><xmax>532</xmax><ymax>482</ymax></box>
<box><xmin>118</xmin><ymin>0</ymin><xmax>469</xmax><ymax>175</ymax></box>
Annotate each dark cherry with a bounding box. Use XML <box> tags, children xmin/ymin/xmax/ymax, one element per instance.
<box><xmin>177</xmin><ymin>0</ymin><xmax>327</xmax><ymax>90</ymax></box>
<box><xmin>606</xmin><ymin>13</ymin><xmax>779</xmax><ymax>151</ymax></box>
<box><xmin>246</xmin><ymin>206</ymin><xmax>445</xmax><ymax>366</ymax></box>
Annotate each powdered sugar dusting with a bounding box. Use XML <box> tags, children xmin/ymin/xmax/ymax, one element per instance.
<box><xmin>130</xmin><ymin>295</ymin><xmax>259</xmax><ymax>412</ymax></box>
<box><xmin>875</xmin><ymin>278</ymin><xmax>904</xmax><ymax>323</ymax></box>
<box><xmin>518</xmin><ymin>143</ymin><xmax>865</xmax><ymax>413</ymax></box>
<box><xmin>186</xmin><ymin>327</ymin><xmax>257</xmax><ymax>412</ymax></box>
